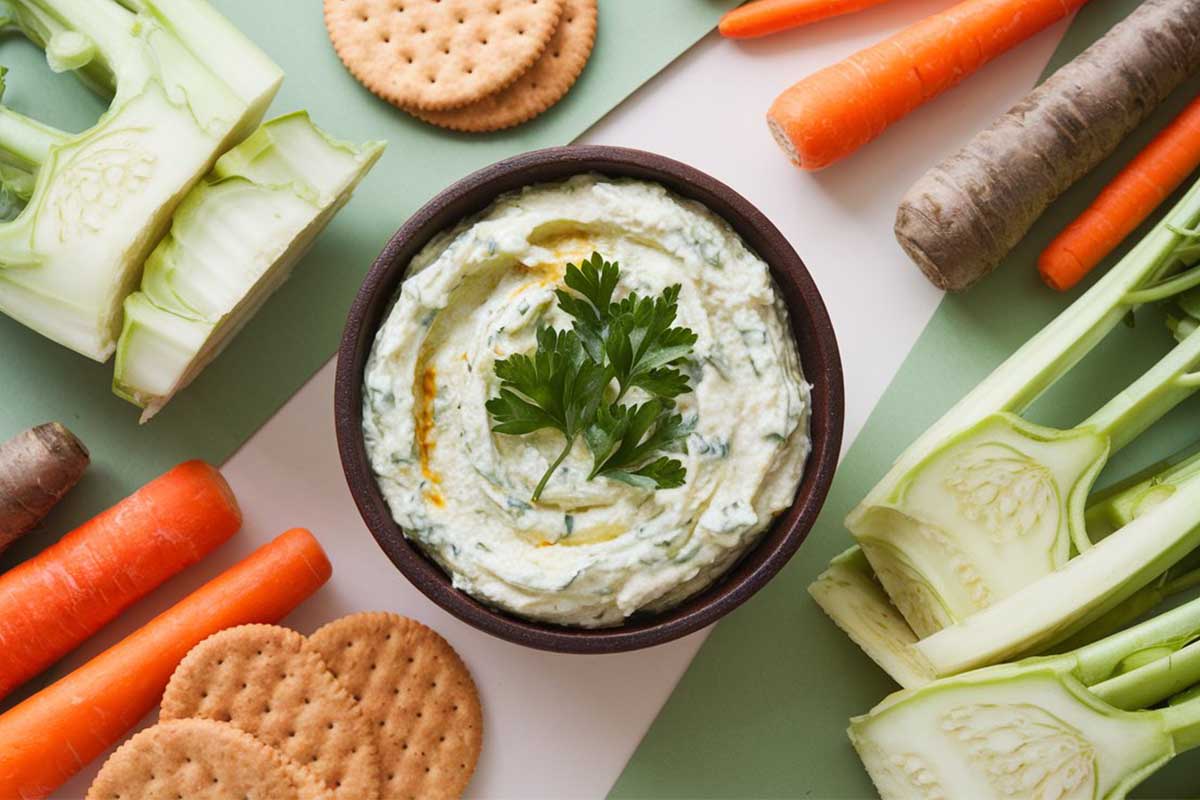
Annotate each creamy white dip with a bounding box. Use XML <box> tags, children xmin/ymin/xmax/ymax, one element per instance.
<box><xmin>363</xmin><ymin>175</ymin><xmax>811</xmax><ymax>627</ymax></box>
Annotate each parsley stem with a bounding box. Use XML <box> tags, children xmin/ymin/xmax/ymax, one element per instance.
<box><xmin>532</xmin><ymin>435</ymin><xmax>575</xmax><ymax>503</ymax></box>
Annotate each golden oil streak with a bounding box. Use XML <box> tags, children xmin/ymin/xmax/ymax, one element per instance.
<box><xmin>417</xmin><ymin>365</ymin><xmax>444</xmax><ymax>507</ymax></box>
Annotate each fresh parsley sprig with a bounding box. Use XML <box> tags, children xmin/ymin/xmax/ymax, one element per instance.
<box><xmin>488</xmin><ymin>252</ymin><xmax>698</xmax><ymax>502</ymax></box>
<box><xmin>485</xmin><ymin>326</ymin><xmax>608</xmax><ymax>501</ymax></box>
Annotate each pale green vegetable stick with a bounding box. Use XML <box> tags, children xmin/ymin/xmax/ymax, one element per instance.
<box><xmin>851</xmin><ymin>594</ymin><xmax>1200</xmax><ymax>800</ymax></box>
<box><xmin>113</xmin><ymin>112</ymin><xmax>385</xmax><ymax>421</ymax></box>
<box><xmin>0</xmin><ymin>0</ymin><xmax>282</xmax><ymax>361</ymax></box>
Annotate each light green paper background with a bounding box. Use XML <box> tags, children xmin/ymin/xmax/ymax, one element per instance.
<box><xmin>0</xmin><ymin>0</ymin><xmax>736</xmax><ymax>701</ymax></box>
<box><xmin>612</xmin><ymin>3</ymin><xmax>1200</xmax><ymax>798</ymax></box>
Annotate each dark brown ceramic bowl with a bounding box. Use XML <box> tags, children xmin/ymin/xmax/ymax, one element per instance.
<box><xmin>335</xmin><ymin>145</ymin><xmax>843</xmax><ymax>654</ymax></box>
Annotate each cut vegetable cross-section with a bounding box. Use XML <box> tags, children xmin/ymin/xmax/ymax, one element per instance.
<box><xmin>113</xmin><ymin>111</ymin><xmax>385</xmax><ymax>421</ymax></box>
<box><xmin>851</xmin><ymin>593</ymin><xmax>1200</xmax><ymax>800</ymax></box>
<box><xmin>847</xmin><ymin>174</ymin><xmax>1200</xmax><ymax>639</ymax></box>
<box><xmin>0</xmin><ymin>0</ymin><xmax>282</xmax><ymax>361</ymax></box>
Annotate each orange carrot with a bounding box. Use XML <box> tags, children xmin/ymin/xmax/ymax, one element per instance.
<box><xmin>0</xmin><ymin>528</ymin><xmax>332</xmax><ymax>800</ymax></box>
<box><xmin>767</xmin><ymin>0</ymin><xmax>1090</xmax><ymax>170</ymax></box>
<box><xmin>0</xmin><ymin>460</ymin><xmax>241</xmax><ymax>703</ymax></box>
<box><xmin>720</xmin><ymin>0</ymin><xmax>894</xmax><ymax>38</ymax></box>
<box><xmin>1040</xmin><ymin>96</ymin><xmax>1200</xmax><ymax>291</ymax></box>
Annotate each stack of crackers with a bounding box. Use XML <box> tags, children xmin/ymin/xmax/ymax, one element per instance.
<box><xmin>87</xmin><ymin>613</ymin><xmax>482</xmax><ymax>800</ymax></box>
<box><xmin>324</xmin><ymin>0</ymin><xmax>598</xmax><ymax>132</ymax></box>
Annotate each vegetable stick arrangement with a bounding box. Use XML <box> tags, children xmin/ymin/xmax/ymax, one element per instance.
<box><xmin>0</xmin><ymin>460</ymin><xmax>241</xmax><ymax>701</ymax></box>
<box><xmin>896</xmin><ymin>0</ymin><xmax>1200</xmax><ymax>290</ymax></box>
<box><xmin>0</xmin><ymin>416</ymin><xmax>339</xmax><ymax>798</ymax></box>
<box><xmin>726</xmin><ymin>0</ymin><xmax>1200</xmax><ymax>792</ymax></box>
<box><xmin>812</xmin><ymin>132</ymin><xmax>1200</xmax><ymax>798</ymax></box>
<box><xmin>845</xmin><ymin>173</ymin><xmax>1200</xmax><ymax>664</ymax></box>
<box><xmin>739</xmin><ymin>0</ymin><xmax>1200</xmax><ymax>293</ymax></box>
<box><xmin>0</xmin><ymin>0</ymin><xmax>384</xmax><ymax>422</ymax></box>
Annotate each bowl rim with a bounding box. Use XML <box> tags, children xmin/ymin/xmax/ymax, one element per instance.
<box><xmin>334</xmin><ymin>144</ymin><xmax>844</xmax><ymax>653</ymax></box>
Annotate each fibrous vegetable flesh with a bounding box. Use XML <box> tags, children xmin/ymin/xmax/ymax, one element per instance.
<box><xmin>851</xmin><ymin>593</ymin><xmax>1200</xmax><ymax>800</ymax></box>
<box><xmin>112</xmin><ymin>112</ymin><xmax>384</xmax><ymax>421</ymax></box>
<box><xmin>0</xmin><ymin>0</ymin><xmax>282</xmax><ymax>360</ymax></box>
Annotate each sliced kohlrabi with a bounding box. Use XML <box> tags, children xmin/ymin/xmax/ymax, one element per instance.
<box><xmin>915</xmin><ymin>461</ymin><xmax>1200</xmax><ymax>677</ymax></box>
<box><xmin>851</xmin><ymin>593</ymin><xmax>1200</xmax><ymax>800</ymax></box>
<box><xmin>847</xmin><ymin>176</ymin><xmax>1200</xmax><ymax>638</ymax></box>
<box><xmin>815</xmin><ymin>439</ymin><xmax>1200</xmax><ymax>687</ymax></box>
<box><xmin>113</xmin><ymin>111</ymin><xmax>384</xmax><ymax>421</ymax></box>
<box><xmin>809</xmin><ymin>548</ymin><xmax>937</xmax><ymax>689</ymax></box>
<box><xmin>0</xmin><ymin>0</ymin><xmax>282</xmax><ymax>361</ymax></box>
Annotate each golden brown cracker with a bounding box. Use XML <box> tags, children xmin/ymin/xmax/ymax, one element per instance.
<box><xmin>160</xmin><ymin>625</ymin><xmax>381</xmax><ymax>800</ymax></box>
<box><xmin>86</xmin><ymin>719</ymin><xmax>331</xmax><ymax>800</ymax></box>
<box><xmin>411</xmin><ymin>0</ymin><xmax>597</xmax><ymax>132</ymax></box>
<box><xmin>308</xmin><ymin>613</ymin><xmax>483</xmax><ymax>800</ymax></box>
<box><xmin>324</xmin><ymin>0</ymin><xmax>564</xmax><ymax>111</ymax></box>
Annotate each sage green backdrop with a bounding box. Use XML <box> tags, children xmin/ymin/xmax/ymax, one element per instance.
<box><xmin>612</xmin><ymin>3</ymin><xmax>1200</xmax><ymax>798</ymax></box>
<box><xmin>5</xmin><ymin>1</ymin><xmax>1199</xmax><ymax>797</ymax></box>
<box><xmin>0</xmin><ymin>3</ymin><xmax>735</xmax><ymax>578</ymax></box>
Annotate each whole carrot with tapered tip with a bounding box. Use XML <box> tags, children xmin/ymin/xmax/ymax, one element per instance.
<box><xmin>720</xmin><ymin>0</ymin><xmax>894</xmax><ymax>38</ymax></box>
<box><xmin>1041</xmin><ymin>95</ymin><xmax>1200</xmax><ymax>291</ymax></box>
<box><xmin>0</xmin><ymin>460</ymin><xmax>240</xmax><ymax>702</ymax></box>
<box><xmin>767</xmin><ymin>0</ymin><xmax>1090</xmax><ymax>171</ymax></box>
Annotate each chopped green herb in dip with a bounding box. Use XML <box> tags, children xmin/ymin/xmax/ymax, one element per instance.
<box><xmin>362</xmin><ymin>175</ymin><xmax>810</xmax><ymax>627</ymax></box>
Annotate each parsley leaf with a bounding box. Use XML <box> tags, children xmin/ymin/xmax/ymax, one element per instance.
<box><xmin>486</xmin><ymin>326</ymin><xmax>607</xmax><ymax>500</ymax></box>
<box><xmin>489</xmin><ymin>252</ymin><xmax>699</xmax><ymax>502</ymax></box>
<box><xmin>558</xmin><ymin>254</ymin><xmax>698</xmax><ymax>402</ymax></box>
<box><xmin>585</xmin><ymin>400</ymin><xmax>691</xmax><ymax>489</ymax></box>
<box><xmin>556</xmin><ymin>251</ymin><xmax>619</xmax><ymax>363</ymax></box>
<box><xmin>605</xmin><ymin>285</ymin><xmax>698</xmax><ymax>400</ymax></box>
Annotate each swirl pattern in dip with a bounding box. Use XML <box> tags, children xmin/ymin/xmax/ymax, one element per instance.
<box><xmin>363</xmin><ymin>175</ymin><xmax>811</xmax><ymax>627</ymax></box>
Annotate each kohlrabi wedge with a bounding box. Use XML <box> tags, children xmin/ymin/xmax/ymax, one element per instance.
<box><xmin>850</xmin><ymin>594</ymin><xmax>1200</xmax><ymax>800</ymax></box>
<box><xmin>113</xmin><ymin>112</ymin><xmax>384</xmax><ymax>421</ymax></box>
<box><xmin>848</xmin><ymin>174</ymin><xmax>1200</xmax><ymax>638</ymax></box>
<box><xmin>916</xmin><ymin>462</ymin><xmax>1200</xmax><ymax>676</ymax></box>
<box><xmin>814</xmin><ymin>440</ymin><xmax>1200</xmax><ymax>688</ymax></box>
<box><xmin>809</xmin><ymin>548</ymin><xmax>937</xmax><ymax>689</ymax></box>
<box><xmin>0</xmin><ymin>0</ymin><xmax>282</xmax><ymax>361</ymax></box>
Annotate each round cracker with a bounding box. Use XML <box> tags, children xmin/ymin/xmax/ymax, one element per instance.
<box><xmin>160</xmin><ymin>625</ymin><xmax>382</xmax><ymax>800</ymax></box>
<box><xmin>411</xmin><ymin>0</ymin><xmax>597</xmax><ymax>132</ymax></box>
<box><xmin>307</xmin><ymin>613</ymin><xmax>482</xmax><ymax>800</ymax></box>
<box><xmin>324</xmin><ymin>0</ymin><xmax>564</xmax><ymax>111</ymax></box>
<box><xmin>86</xmin><ymin>719</ymin><xmax>331</xmax><ymax>800</ymax></box>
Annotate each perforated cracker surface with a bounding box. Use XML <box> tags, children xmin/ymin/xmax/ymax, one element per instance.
<box><xmin>160</xmin><ymin>625</ymin><xmax>382</xmax><ymax>800</ymax></box>
<box><xmin>86</xmin><ymin>719</ymin><xmax>331</xmax><ymax>800</ymax></box>
<box><xmin>308</xmin><ymin>612</ymin><xmax>483</xmax><ymax>800</ymax></box>
<box><xmin>324</xmin><ymin>0</ymin><xmax>564</xmax><ymax>111</ymax></box>
<box><xmin>412</xmin><ymin>0</ymin><xmax>596</xmax><ymax>132</ymax></box>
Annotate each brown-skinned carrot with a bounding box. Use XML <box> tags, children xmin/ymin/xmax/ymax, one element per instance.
<box><xmin>0</xmin><ymin>460</ymin><xmax>240</xmax><ymax>703</ymax></box>
<box><xmin>0</xmin><ymin>527</ymin><xmax>332</xmax><ymax>800</ymax></box>
<box><xmin>0</xmin><ymin>423</ymin><xmax>89</xmax><ymax>553</ymax></box>
<box><xmin>720</xmin><ymin>0</ymin><xmax>894</xmax><ymax>38</ymax></box>
<box><xmin>767</xmin><ymin>0</ymin><xmax>1091</xmax><ymax>170</ymax></box>
<box><xmin>1040</xmin><ymin>95</ymin><xmax>1200</xmax><ymax>291</ymax></box>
